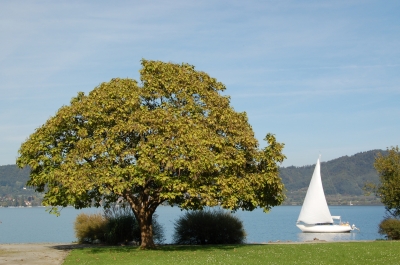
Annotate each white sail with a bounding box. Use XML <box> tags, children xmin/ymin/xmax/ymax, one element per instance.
<box><xmin>297</xmin><ymin>158</ymin><xmax>333</xmax><ymax>224</ymax></box>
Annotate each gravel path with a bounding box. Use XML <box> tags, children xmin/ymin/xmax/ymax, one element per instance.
<box><xmin>0</xmin><ymin>243</ymin><xmax>79</xmax><ymax>265</ymax></box>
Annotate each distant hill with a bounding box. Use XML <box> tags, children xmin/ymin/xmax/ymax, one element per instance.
<box><xmin>280</xmin><ymin>150</ymin><xmax>384</xmax><ymax>195</ymax></box>
<box><xmin>0</xmin><ymin>165</ymin><xmax>42</xmax><ymax>206</ymax></box>
<box><xmin>0</xmin><ymin>165</ymin><xmax>31</xmax><ymax>195</ymax></box>
<box><xmin>0</xmin><ymin>149</ymin><xmax>386</xmax><ymax>206</ymax></box>
<box><xmin>280</xmin><ymin>150</ymin><xmax>386</xmax><ymax>205</ymax></box>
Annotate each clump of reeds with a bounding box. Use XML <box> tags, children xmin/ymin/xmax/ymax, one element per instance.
<box><xmin>74</xmin><ymin>212</ymin><xmax>106</xmax><ymax>243</ymax></box>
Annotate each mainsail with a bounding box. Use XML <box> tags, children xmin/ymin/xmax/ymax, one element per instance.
<box><xmin>297</xmin><ymin>158</ymin><xmax>333</xmax><ymax>224</ymax></box>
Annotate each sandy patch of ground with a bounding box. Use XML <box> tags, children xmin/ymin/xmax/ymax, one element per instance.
<box><xmin>0</xmin><ymin>243</ymin><xmax>82</xmax><ymax>265</ymax></box>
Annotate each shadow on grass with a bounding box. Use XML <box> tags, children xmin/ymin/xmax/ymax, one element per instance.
<box><xmin>60</xmin><ymin>244</ymin><xmax>255</xmax><ymax>254</ymax></box>
<box><xmin>49</xmin><ymin>243</ymin><xmax>112</xmax><ymax>252</ymax></box>
<box><xmin>156</xmin><ymin>244</ymin><xmax>248</xmax><ymax>252</ymax></box>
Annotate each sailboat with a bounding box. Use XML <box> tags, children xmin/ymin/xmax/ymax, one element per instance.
<box><xmin>296</xmin><ymin>157</ymin><xmax>353</xmax><ymax>233</ymax></box>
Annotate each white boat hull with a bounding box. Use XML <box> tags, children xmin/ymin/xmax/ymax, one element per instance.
<box><xmin>296</xmin><ymin>224</ymin><xmax>352</xmax><ymax>233</ymax></box>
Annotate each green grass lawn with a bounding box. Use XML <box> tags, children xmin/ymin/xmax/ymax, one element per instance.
<box><xmin>63</xmin><ymin>241</ymin><xmax>400</xmax><ymax>265</ymax></box>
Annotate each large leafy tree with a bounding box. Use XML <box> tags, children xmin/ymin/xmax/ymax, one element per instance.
<box><xmin>373</xmin><ymin>146</ymin><xmax>400</xmax><ymax>217</ymax></box>
<box><xmin>17</xmin><ymin>60</ymin><xmax>285</xmax><ymax>248</ymax></box>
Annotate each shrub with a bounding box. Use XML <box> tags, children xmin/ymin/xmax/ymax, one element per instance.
<box><xmin>104</xmin><ymin>214</ymin><xmax>137</xmax><ymax>245</ymax></box>
<box><xmin>379</xmin><ymin>218</ymin><xmax>400</xmax><ymax>240</ymax></box>
<box><xmin>173</xmin><ymin>209</ymin><xmax>246</xmax><ymax>245</ymax></box>
<box><xmin>74</xmin><ymin>212</ymin><xmax>106</xmax><ymax>243</ymax></box>
<box><xmin>102</xmin><ymin>205</ymin><xmax>135</xmax><ymax>244</ymax></box>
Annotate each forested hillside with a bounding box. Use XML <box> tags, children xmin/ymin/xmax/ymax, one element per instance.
<box><xmin>280</xmin><ymin>150</ymin><xmax>385</xmax><ymax>205</ymax></box>
<box><xmin>0</xmin><ymin>149</ymin><xmax>386</xmax><ymax>206</ymax></box>
<box><xmin>0</xmin><ymin>165</ymin><xmax>42</xmax><ymax>206</ymax></box>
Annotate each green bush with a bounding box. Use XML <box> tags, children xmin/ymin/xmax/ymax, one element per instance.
<box><xmin>104</xmin><ymin>215</ymin><xmax>136</xmax><ymax>245</ymax></box>
<box><xmin>74</xmin><ymin>204</ymin><xmax>165</xmax><ymax>245</ymax></box>
<box><xmin>74</xmin><ymin>212</ymin><xmax>107</xmax><ymax>243</ymax></box>
<box><xmin>379</xmin><ymin>218</ymin><xmax>400</xmax><ymax>240</ymax></box>
<box><xmin>102</xmin><ymin>205</ymin><xmax>135</xmax><ymax>244</ymax></box>
<box><xmin>173</xmin><ymin>209</ymin><xmax>246</xmax><ymax>245</ymax></box>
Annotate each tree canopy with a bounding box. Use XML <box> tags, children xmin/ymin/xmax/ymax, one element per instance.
<box><xmin>17</xmin><ymin>59</ymin><xmax>285</xmax><ymax>248</ymax></box>
<box><xmin>373</xmin><ymin>146</ymin><xmax>400</xmax><ymax>217</ymax></box>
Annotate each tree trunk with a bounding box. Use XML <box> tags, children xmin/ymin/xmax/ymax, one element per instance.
<box><xmin>137</xmin><ymin>208</ymin><xmax>156</xmax><ymax>249</ymax></box>
<box><xmin>125</xmin><ymin>191</ymin><xmax>160</xmax><ymax>249</ymax></box>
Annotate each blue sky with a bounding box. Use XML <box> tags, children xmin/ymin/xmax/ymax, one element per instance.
<box><xmin>1</xmin><ymin>0</ymin><xmax>399</xmax><ymax>167</ymax></box>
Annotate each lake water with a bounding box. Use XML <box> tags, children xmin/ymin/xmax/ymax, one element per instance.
<box><xmin>0</xmin><ymin>206</ymin><xmax>386</xmax><ymax>244</ymax></box>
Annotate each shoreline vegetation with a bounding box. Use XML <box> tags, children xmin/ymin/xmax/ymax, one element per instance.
<box><xmin>282</xmin><ymin>194</ymin><xmax>382</xmax><ymax>206</ymax></box>
<box><xmin>0</xmin><ymin>202</ymin><xmax>384</xmax><ymax>208</ymax></box>
<box><xmin>0</xmin><ymin>201</ymin><xmax>384</xmax><ymax>211</ymax></box>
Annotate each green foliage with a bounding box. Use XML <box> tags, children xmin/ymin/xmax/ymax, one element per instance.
<box><xmin>173</xmin><ymin>209</ymin><xmax>246</xmax><ymax>245</ymax></box>
<box><xmin>16</xmin><ymin>59</ymin><xmax>285</xmax><ymax>248</ymax></box>
<box><xmin>74</xmin><ymin>212</ymin><xmax>106</xmax><ymax>243</ymax></box>
<box><xmin>63</xmin><ymin>242</ymin><xmax>400</xmax><ymax>265</ymax></box>
<box><xmin>372</xmin><ymin>146</ymin><xmax>400</xmax><ymax>217</ymax></box>
<box><xmin>104</xmin><ymin>215</ymin><xmax>136</xmax><ymax>245</ymax></box>
<box><xmin>102</xmin><ymin>205</ymin><xmax>135</xmax><ymax>244</ymax></box>
<box><xmin>379</xmin><ymin>218</ymin><xmax>400</xmax><ymax>240</ymax></box>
